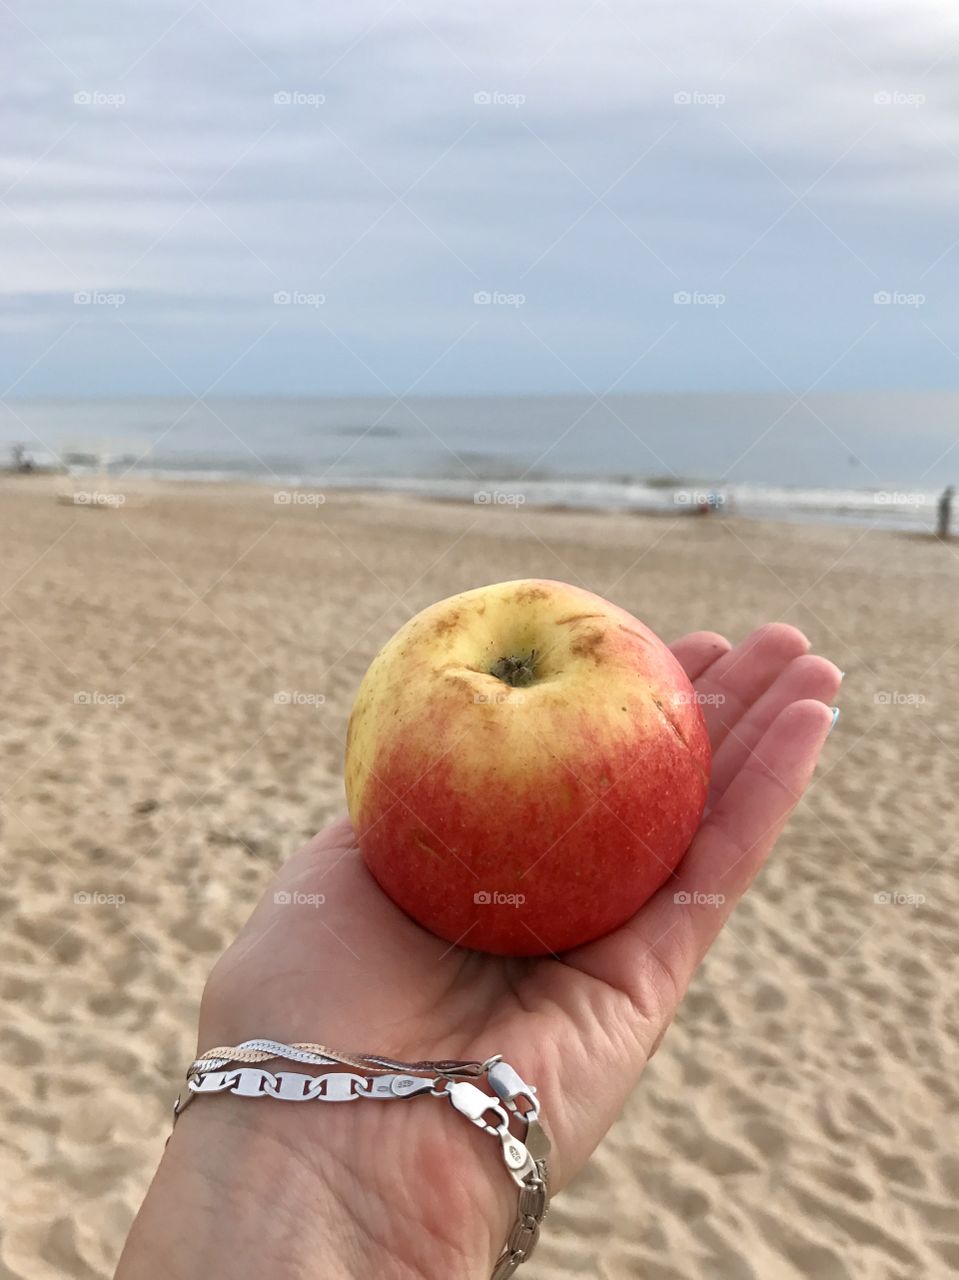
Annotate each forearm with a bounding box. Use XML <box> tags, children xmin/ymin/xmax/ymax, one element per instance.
<box><xmin>116</xmin><ymin>1092</ymin><xmax>514</xmax><ymax>1280</ymax></box>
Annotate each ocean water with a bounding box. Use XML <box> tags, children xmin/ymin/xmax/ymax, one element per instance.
<box><xmin>3</xmin><ymin>394</ymin><xmax>956</xmax><ymax>532</ymax></box>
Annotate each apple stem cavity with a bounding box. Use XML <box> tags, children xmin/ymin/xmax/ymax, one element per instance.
<box><xmin>490</xmin><ymin>650</ymin><xmax>538</xmax><ymax>688</ymax></box>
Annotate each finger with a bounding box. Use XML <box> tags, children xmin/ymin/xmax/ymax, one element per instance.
<box><xmin>632</xmin><ymin>699</ymin><xmax>834</xmax><ymax>1008</ymax></box>
<box><xmin>670</xmin><ymin>630</ymin><xmax>731</xmax><ymax>681</ymax></box>
<box><xmin>709</xmin><ymin>654</ymin><xmax>842</xmax><ymax>798</ymax></box>
<box><xmin>695</xmin><ymin>623</ymin><xmax>810</xmax><ymax>750</ymax></box>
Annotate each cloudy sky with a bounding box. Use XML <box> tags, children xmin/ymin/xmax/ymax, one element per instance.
<box><xmin>3</xmin><ymin>0</ymin><xmax>959</xmax><ymax>397</ymax></box>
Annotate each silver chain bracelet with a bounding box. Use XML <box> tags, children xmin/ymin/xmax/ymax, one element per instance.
<box><xmin>172</xmin><ymin>1039</ymin><xmax>551</xmax><ymax>1278</ymax></box>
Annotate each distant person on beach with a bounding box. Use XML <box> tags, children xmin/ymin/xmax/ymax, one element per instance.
<box><xmin>937</xmin><ymin>485</ymin><xmax>954</xmax><ymax>538</ymax></box>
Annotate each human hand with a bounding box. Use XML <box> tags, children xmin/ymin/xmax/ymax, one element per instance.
<box><xmin>119</xmin><ymin>623</ymin><xmax>840</xmax><ymax>1280</ymax></box>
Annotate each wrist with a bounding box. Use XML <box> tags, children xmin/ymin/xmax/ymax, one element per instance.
<box><xmin>117</xmin><ymin>1082</ymin><xmax>515</xmax><ymax>1280</ymax></box>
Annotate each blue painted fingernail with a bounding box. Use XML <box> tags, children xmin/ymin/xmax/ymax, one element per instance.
<box><xmin>829</xmin><ymin>706</ymin><xmax>840</xmax><ymax>733</ymax></box>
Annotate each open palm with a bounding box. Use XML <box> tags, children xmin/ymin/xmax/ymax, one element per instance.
<box><xmin>199</xmin><ymin>622</ymin><xmax>839</xmax><ymax>1205</ymax></box>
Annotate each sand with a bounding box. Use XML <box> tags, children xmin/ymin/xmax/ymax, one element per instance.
<box><xmin>1</xmin><ymin>476</ymin><xmax>957</xmax><ymax>1279</ymax></box>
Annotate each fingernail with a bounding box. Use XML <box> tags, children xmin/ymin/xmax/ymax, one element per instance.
<box><xmin>828</xmin><ymin>706</ymin><xmax>840</xmax><ymax>733</ymax></box>
<box><xmin>838</xmin><ymin>670</ymin><xmax>846</xmax><ymax>682</ymax></box>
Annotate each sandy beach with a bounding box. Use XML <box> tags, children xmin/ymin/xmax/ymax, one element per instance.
<box><xmin>2</xmin><ymin>476</ymin><xmax>957</xmax><ymax>1279</ymax></box>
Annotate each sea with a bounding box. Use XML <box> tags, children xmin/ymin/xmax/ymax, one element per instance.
<box><xmin>3</xmin><ymin>394</ymin><xmax>957</xmax><ymax>533</ymax></box>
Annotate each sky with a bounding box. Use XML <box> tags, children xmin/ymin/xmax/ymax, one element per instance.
<box><xmin>3</xmin><ymin>0</ymin><xmax>959</xmax><ymax>399</ymax></box>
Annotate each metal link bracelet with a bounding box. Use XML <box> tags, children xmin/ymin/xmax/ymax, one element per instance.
<box><xmin>172</xmin><ymin>1039</ymin><xmax>551</xmax><ymax>1278</ymax></box>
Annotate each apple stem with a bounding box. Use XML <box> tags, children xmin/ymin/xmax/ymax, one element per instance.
<box><xmin>490</xmin><ymin>651</ymin><xmax>538</xmax><ymax>688</ymax></box>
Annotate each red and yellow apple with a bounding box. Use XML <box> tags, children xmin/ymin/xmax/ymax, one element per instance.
<box><xmin>345</xmin><ymin>578</ymin><xmax>710</xmax><ymax>956</ymax></box>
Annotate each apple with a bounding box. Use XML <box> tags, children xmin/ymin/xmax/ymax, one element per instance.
<box><xmin>345</xmin><ymin>578</ymin><xmax>710</xmax><ymax>956</ymax></box>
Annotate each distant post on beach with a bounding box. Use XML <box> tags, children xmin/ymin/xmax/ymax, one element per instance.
<box><xmin>10</xmin><ymin>443</ymin><xmax>34</xmax><ymax>473</ymax></box>
<box><xmin>937</xmin><ymin>485</ymin><xmax>954</xmax><ymax>539</ymax></box>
